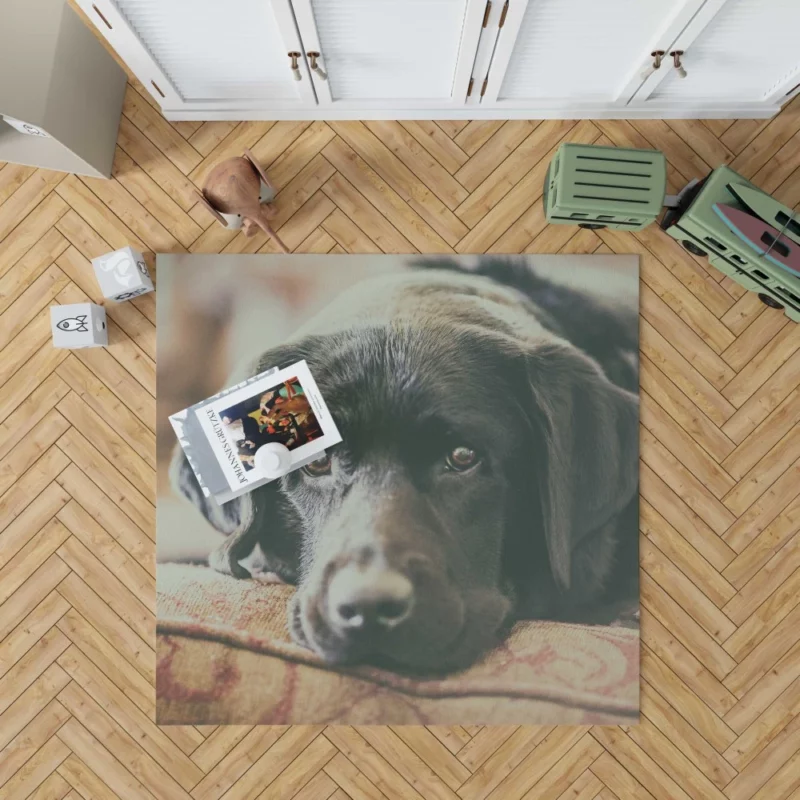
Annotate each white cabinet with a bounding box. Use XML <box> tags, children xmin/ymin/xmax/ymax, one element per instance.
<box><xmin>79</xmin><ymin>0</ymin><xmax>316</xmax><ymax>111</ymax></box>
<box><xmin>478</xmin><ymin>0</ymin><xmax>706</xmax><ymax>107</ymax></box>
<box><xmin>76</xmin><ymin>0</ymin><xmax>800</xmax><ymax>120</ymax></box>
<box><xmin>290</xmin><ymin>0</ymin><xmax>486</xmax><ymax>108</ymax></box>
<box><xmin>631</xmin><ymin>0</ymin><xmax>800</xmax><ymax>109</ymax></box>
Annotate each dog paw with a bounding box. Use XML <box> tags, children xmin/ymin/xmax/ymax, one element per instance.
<box><xmin>209</xmin><ymin>546</ymin><xmax>251</xmax><ymax>579</ymax></box>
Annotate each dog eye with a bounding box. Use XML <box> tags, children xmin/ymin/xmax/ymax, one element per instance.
<box><xmin>303</xmin><ymin>454</ymin><xmax>332</xmax><ymax>477</ymax></box>
<box><xmin>446</xmin><ymin>446</ymin><xmax>479</xmax><ymax>472</ymax></box>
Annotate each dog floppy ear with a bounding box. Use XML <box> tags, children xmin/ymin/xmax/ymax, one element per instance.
<box><xmin>169</xmin><ymin>445</ymin><xmax>254</xmax><ymax>538</ymax></box>
<box><xmin>526</xmin><ymin>341</ymin><xmax>639</xmax><ymax>591</ymax></box>
<box><xmin>170</xmin><ymin>439</ymin><xmax>302</xmax><ymax>579</ymax></box>
<box><xmin>170</xmin><ymin>445</ymin><xmax>261</xmax><ymax>578</ymax></box>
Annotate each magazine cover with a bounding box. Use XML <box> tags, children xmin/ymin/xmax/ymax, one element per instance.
<box><xmin>171</xmin><ymin>360</ymin><xmax>341</xmax><ymax>504</ymax></box>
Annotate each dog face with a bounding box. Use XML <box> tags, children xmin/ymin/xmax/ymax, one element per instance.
<box><xmin>281</xmin><ymin>321</ymin><xmax>532</xmax><ymax>670</ymax></box>
<box><xmin>173</xmin><ymin>269</ymin><xmax>639</xmax><ymax>672</ymax></box>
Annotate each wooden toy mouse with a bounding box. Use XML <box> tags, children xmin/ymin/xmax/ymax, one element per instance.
<box><xmin>195</xmin><ymin>149</ymin><xmax>289</xmax><ymax>253</ymax></box>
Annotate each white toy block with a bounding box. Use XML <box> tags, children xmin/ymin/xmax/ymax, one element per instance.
<box><xmin>92</xmin><ymin>246</ymin><xmax>154</xmax><ymax>302</ymax></box>
<box><xmin>50</xmin><ymin>303</ymin><xmax>107</xmax><ymax>349</ymax></box>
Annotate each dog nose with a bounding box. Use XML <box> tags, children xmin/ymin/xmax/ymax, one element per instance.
<box><xmin>328</xmin><ymin>566</ymin><xmax>413</xmax><ymax>630</ymax></box>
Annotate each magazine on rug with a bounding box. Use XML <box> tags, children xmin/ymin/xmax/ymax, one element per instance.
<box><xmin>170</xmin><ymin>360</ymin><xmax>341</xmax><ymax>504</ymax></box>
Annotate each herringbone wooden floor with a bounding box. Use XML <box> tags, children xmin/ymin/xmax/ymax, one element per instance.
<box><xmin>3</xmin><ymin>67</ymin><xmax>800</xmax><ymax>799</ymax></box>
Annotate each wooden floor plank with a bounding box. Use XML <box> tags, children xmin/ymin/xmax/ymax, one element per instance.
<box><xmin>265</xmin><ymin>122</ymin><xmax>336</xmax><ymax>191</ymax></box>
<box><xmin>0</xmin><ymin>700</ymin><xmax>70</xmax><ymax>796</ymax></box>
<box><xmin>57</xmin><ymin>682</ymin><xmax>192</xmax><ymax>800</ymax></box>
<box><xmin>454</xmin><ymin>121</ymin><xmax>537</xmax><ymax>192</ymax></box>
<box><xmin>723</xmin><ymin>568</ymin><xmax>800</xmax><ymax>663</ymax></box>
<box><xmin>723</xmin><ymin>531</ymin><xmax>800</xmax><ymax>624</ymax></box>
<box><xmin>457</xmin><ymin>727</ymin><xmax>550</xmax><ymax>800</ymax></box>
<box><xmin>641</xmin><ymin>391</ymin><xmax>736</xmax><ymax>499</ymax></box>
<box><xmin>400</xmin><ymin>121</ymin><xmax>469</xmax><ymax>175</ymax></box>
<box><xmin>721</xmin><ymin>350</ymin><xmax>800</xmax><ymax>447</ymax></box>
<box><xmin>187</xmin><ymin>121</ymin><xmax>238</xmax><ymax>157</ymax></box>
<box><xmin>454</xmin><ymin>119</ymin><xmax>576</xmax><ymax>230</ymax></box>
<box><xmin>641</xmin><ymin>500</ymin><xmax>736</xmax><ymax>609</ymax></box>
<box><xmin>57</xmin><ymin>717</ymin><xmax>157</xmax><ymax>800</ymax></box>
<box><xmin>56</xmin><ymin>609</ymin><xmax>154</xmax><ymax>717</ymax></box>
<box><xmin>0</xmin><ymin>193</ymin><xmax>68</xmax><ymax>276</ymax></box>
<box><xmin>364</xmin><ymin>121</ymin><xmax>469</xmax><ymax>210</ymax></box>
<box><xmin>57</xmin><ymin>500</ymin><xmax>154</xmax><ymax>600</ymax></box>
<box><xmin>189</xmin><ymin>728</ymin><xmax>287</xmax><ymax>800</ymax></box>
<box><xmin>638</xmin><ymin>680</ymin><xmax>737</xmax><ymax>790</ymax></box>
<box><xmin>57</xmin><ymin>753</ymin><xmax>120</xmax><ymax>800</ymax></box>
<box><xmin>324</xmin><ymin>130</ymin><xmax>458</xmax><ymax>250</ymax></box>
<box><xmin>0</xmin><ymin>170</ymin><xmax>66</xmax><ymax>244</ymax></box>
<box><xmin>110</xmin><ymin>148</ymin><xmax>202</xmax><ymax>249</ymax></box>
<box><xmin>0</xmin><ymin>163</ymin><xmax>36</xmax><ymax>207</ymax></box>
<box><xmin>115</xmin><ymin>116</ymin><xmax>201</xmax><ymax>212</ymax></box>
<box><xmin>454</xmin><ymin>121</ymin><xmax>506</xmax><ymax>156</ymax></box>
<box><xmin>55</xmin><ymin>573</ymin><xmax>154</xmax><ymax>683</ymax></box>
<box><xmin>640</xmin><ymin>356</ymin><xmax>736</xmax><ymax>463</ymax></box>
<box><xmin>0</xmin><ymin>228</ymin><xmax>68</xmax><ymax>316</ymax></box>
<box><xmin>122</xmin><ymin>86</ymin><xmax>201</xmax><ymax>176</ymax></box>
<box><xmin>321</xmin><ymin>172</ymin><xmax>415</xmax><ymax>254</ymax></box>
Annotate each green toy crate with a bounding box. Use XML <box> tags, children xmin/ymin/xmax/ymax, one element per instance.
<box><xmin>543</xmin><ymin>143</ymin><xmax>667</xmax><ymax>231</ymax></box>
<box><xmin>660</xmin><ymin>164</ymin><xmax>800</xmax><ymax>322</ymax></box>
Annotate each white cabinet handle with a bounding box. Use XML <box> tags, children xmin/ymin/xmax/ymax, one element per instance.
<box><xmin>670</xmin><ymin>50</ymin><xmax>687</xmax><ymax>79</ymax></box>
<box><xmin>288</xmin><ymin>52</ymin><xmax>302</xmax><ymax>81</ymax></box>
<box><xmin>640</xmin><ymin>50</ymin><xmax>665</xmax><ymax>81</ymax></box>
<box><xmin>307</xmin><ymin>52</ymin><xmax>328</xmax><ymax>81</ymax></box>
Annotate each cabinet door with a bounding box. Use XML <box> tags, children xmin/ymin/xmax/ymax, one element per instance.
<box><xmin>633</xmin><ymin>0</ymin><xmax>800</xmax><ymax>108</ymax></box>
<box><xmin>76</xmin><ymin>0</ymin><xmax>315</xmax><ymax>111</ymax></box>
<box><xmin>480</xmin><ymin>0</ymin><xmax>707</xmax><ymax>109</ymax></box>
<box><xmin>289</xmin><ymin>0</ymin><xmax>486</xmax><ymax>108</ymax></box>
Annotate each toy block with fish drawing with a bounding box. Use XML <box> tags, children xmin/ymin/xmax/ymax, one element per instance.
<box><xmin>92</xmin><ymin>246</ymin><xmax>154</xmax><ymax>302</ymax></box>
<box><xmin>50</xmin><ymin>303</ymin><xmax>107</xmax><ymax>348</ymax></box>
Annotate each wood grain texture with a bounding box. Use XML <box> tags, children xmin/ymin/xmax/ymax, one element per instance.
<box><xmin>1</xmin><ymin>50</ymin><xmax>800</xmax><ymax>797</ymax></box>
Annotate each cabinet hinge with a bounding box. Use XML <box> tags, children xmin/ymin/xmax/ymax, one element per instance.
<box><xmin>499</xmin><ymin>0</ymin><xmax>509</xmax><ymax>27</ymax></box>
<box><xmin>480</xmin><ymin>77</ymin><xmax>488</xmax><ymax>97</ymax></box>
<box><xmin>482</xmin><ymin>1</ymin><xmax>492</xmax><ymax>27</ymax></box>
<box><xmin>467</xmin><ymin>77</ymin><xmax>474</xmax><ymax>97</ymax></box>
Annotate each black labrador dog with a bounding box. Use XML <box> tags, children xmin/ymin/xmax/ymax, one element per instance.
<box><xmin>172</xmin><ymin>258</ymin><xmax>639</xmax><ymax>672</ymax></box>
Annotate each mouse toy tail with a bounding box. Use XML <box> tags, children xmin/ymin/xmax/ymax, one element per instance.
<box><xmin>254</xmin><ymin>212</ymin><xmax>290</xmax><ymax>253</ymax></box>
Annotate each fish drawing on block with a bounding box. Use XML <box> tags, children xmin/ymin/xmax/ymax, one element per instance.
<box><xmin>57</xmin><ymin>315</ymin><xmax>89</xmax><ymax>332</ymax></box>
<box><xmin>713</xmin><ymin>203</ymin><xmax>800</xmax><ymax>277</ymax></box>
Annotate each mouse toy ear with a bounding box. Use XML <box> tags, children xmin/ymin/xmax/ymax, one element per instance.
<box><xmin>525</xmin><ymin>341</ymin><xmax>639</xmax><ymax>593</ymax></box>
<box><xmin>194</xmin><ymin>190</ymin><xmax>229</xmax><ymax>227</ymax></box>
<box><xmin>243</xmin><ymin>148</ymin><xmax>275</xmax><ymax>193</ymax></box>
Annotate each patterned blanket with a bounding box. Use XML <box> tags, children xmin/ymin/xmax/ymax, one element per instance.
<box><xmin>156</xmin><ymin>564</ymin><xmax>639</xmax><ymax>725</ymax></box>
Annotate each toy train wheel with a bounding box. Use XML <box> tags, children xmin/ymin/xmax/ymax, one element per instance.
<box><xmin>682</xmin><ymin>240</ymin><xmax>707</xmax><ymax>257</ymax></box>
<box><xmin>578</xmin><ymin>223</ymin><xmax>606</xmax><ymax>230</ymax></box>
<box><xmin>758</xmin><ymin>293</ymin><xmax>784</xmax><ymax>310</ymax></box>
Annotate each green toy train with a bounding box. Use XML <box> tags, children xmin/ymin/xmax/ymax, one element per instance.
<box><xmin>544</xmin><ymin>144</ymin><xmax>800</xmax><ymax>322</ymax></box>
